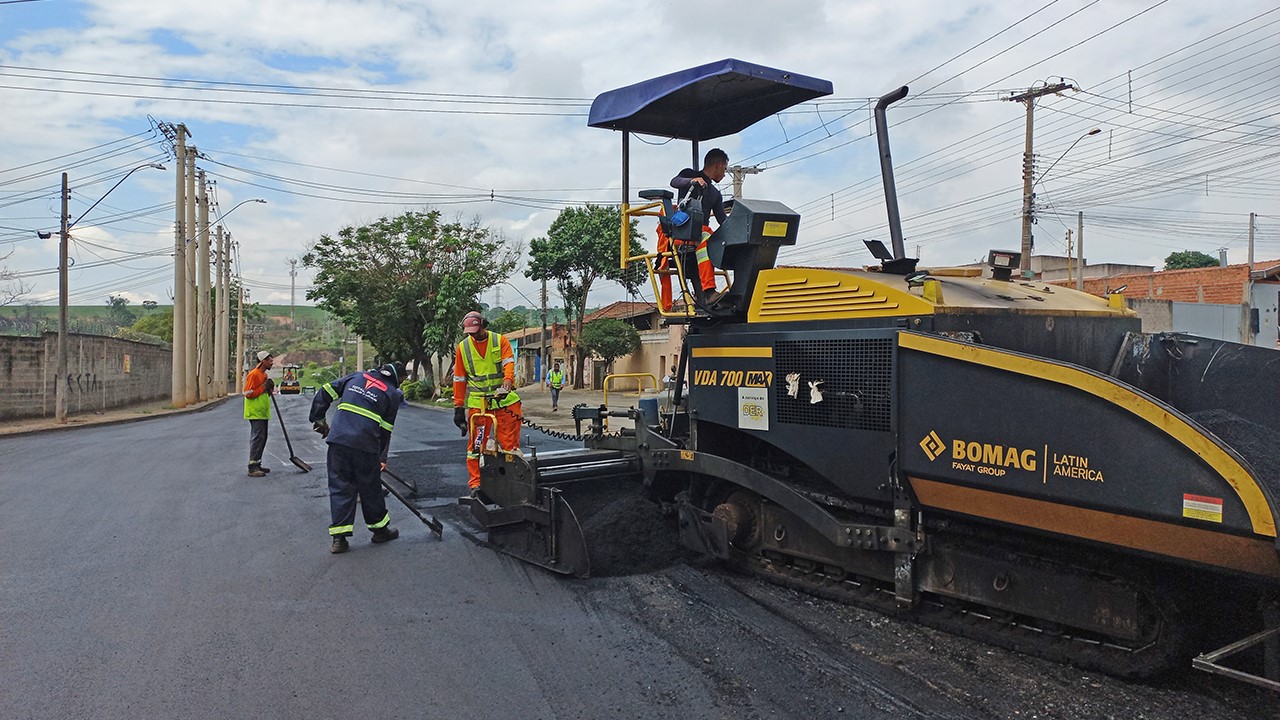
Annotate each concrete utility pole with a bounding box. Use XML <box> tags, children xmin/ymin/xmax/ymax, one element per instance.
<box><xmin>55</xmin><ymin>172</ymin><xmax>69</xmax><ymax>423</ymax></box>
<box><xmin>214</xmin><ymin>225</ymin><xmax>227</xmax><ymax>396</ymax></box>
<box><xmin>197</xmin><ymin>171</ymin><xmax>211</xmax><ymax>401</ymax></box>
<box><xmin>235</xmin><ymin>278</ymin><xmax>245</xmax><ymax>396</ymax></box>
<box><xmin>355</xmin><ymin>335</ymin><xmax>364</xmax><ymax>371</ymax></box>
<box><xmin>1007</xmin><ymin>83</ymin><xmax>1073</xmax><ymax>274</ymax></box>
<box><xmin>172</xmin><ymin>131</ymin><xmax>188</xmax><ymax>407</ymax></box>
<box><xmin>1065</xmin><ymin>229</ymin><xmax>1074</xmax><ymax>285</ymax></box>
<box><xmin>728</xmin><ymin>165</ymin><xmax>761</xmax><ymax>199</ymax></box>
<box><xmin>541</xmin><ymin>277</ymin><xmax>548</xmax><ymax>384</ymax></box>
<box><xmin>1077</xmin><ymin>212</ymin><xmax>1085</xmax><ymax>292</ymax></box>
<box><xmin>1249</xmin><ymin>212</ymin><xmax>1257</xmax><ymax>272</ymax></box>
<box><xmin>184</xmin><ymin>148</ymin><xmax>198</xmax><ymax>405</ymax></box>
<box><xmin>288</xmin><ymin>258</ymin><xmax>298</xmax><ymax>328</ymax></box>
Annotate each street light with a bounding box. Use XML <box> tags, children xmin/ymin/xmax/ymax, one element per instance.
<box><xmin>1021</xmin><ymin>128</ymin><xmax>1100</xmax><ymax>278</ymax></box>
<box><xmin>52</xmin><ymin>162</ymin><xmax>166</xmax><ymax>423</ymax></box>
<box><xmin>1038</xmin><ymin>128</ymin><xmax>1101</xmax><ymax>186</ymax></box>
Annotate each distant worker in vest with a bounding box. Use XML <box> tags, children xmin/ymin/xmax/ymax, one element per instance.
<box><xmin>309</xmin><ymin>361</ymin><xmax>406</xmax><ymax>554</ymax></box>
<box><xmin>545</xmin><ymin>360</ymin><xmax>565</xmax><ymax>412</ymax></box>
<box><xmin>452</xmin><ymin>311</ymin><xmax>521</xmax><ymax>492</ymax></box>
<box><xmin>659</xmin><ymin>148</ymin><xmax>729</xmax><ymax>308</ymax></box>
<box><xmin>243</xmin><ymin>350</ymin><xmax>275</xmax><ymax>477</ymax></box>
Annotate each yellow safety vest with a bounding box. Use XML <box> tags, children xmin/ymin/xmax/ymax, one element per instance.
<box><xmin>459</xmin><ymin>332</ymin><xmax>520</xmax><ymax>410</ymax></box>
<box><xmin>548</xmin><ymin>370</ymin><xmax>563</xmax><ymax>389</ymax></box>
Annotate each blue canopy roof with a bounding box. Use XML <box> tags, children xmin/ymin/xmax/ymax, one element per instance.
<box><xmin>588</xmin><ymin>59</ymin><xmax>833</xmax><ymax>141</ymax></box>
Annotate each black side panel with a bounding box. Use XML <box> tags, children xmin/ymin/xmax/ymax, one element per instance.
<box><xmin>933</xmin><ymin>312</ymin><xmax>1139</xmax><ymax>373</ymax></box>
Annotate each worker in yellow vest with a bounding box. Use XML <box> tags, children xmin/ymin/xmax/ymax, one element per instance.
<box><xmin>452</xmin><ymin>311</ymin><xmax>521</xmax><ymax>491</ymax></box>
<box><xmin>545</xmin><ymin>360</ymin><xmax>564</xmax><ymax>412</ymax></box>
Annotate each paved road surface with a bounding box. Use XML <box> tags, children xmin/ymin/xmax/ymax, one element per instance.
<box><xmin>3</xmin><ymin>398</ymin><xmax>1271</xmax><ymax>719</ymax></box>
<box><xmin>0</xmin><ymin>398</ymin><xmax>730</xmax><ymax>719</ymax></box>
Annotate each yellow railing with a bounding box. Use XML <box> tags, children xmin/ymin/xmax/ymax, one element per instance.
<box><xmin>600</xmin><ymin>373</ymin><xmax>659</xmax><ymax>431</ymax></box>
<box><xmin>621</xmin><ymin>201</ymin><xmax>730</xmax><ymax>319</ymax></box>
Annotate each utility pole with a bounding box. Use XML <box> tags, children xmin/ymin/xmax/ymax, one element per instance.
<box><xmin>1248</xmin><ymin>212</ymin><xmax>1256</xmax><ymax>272</ymax></box>
<box><xmin>1065</xmin><ymin>229</ymin><xmax>1074</xmax><ymax>285</ymax></box>
<box><xmin>214</xmin><ymin>225</ymin><xmax>227</xmax><ymax>396</ymax></box>
<box><xmin>55</xmin><ymin>172</ymin><xmax>69</xmax><ymax>423</ymax></box>
<box><xmin>728</xmin><ymin>165</ymin><xmax>761</xmax><ymax>199</ymax></box>
<box><xmin>197</xmin><ymin>170</ymin><xmax>211</xmax><ymax>401</ymax></box>
<box><xmin>288</xmin><ymin>258</ymin><xmax>298</xmax><ymax>328</ymax></box>
<box><xmin>1076</xmin><ymin>212</ymin><xmax>1085</xmax><ymax>292</ymax></box>
<box><xmin>235</xmin><ymin>277</ymin><xmax>245</xmax><ymax>396</ymax></box>
<box><xmin>1007</xmin><ymin>83</ymin><xmax>1073</xmax><ymax>275</ymax></box>
<box><xmin>172</xmin><ymin>129</ymin><xmax>188</xmax><ymax>407</ymax></box>
<box><xmin>541</xmin><ymin>277</ymin><xmax>548</xmax><ymax>387</ymax></box>
<box><xmin>184</xmin><ymin>148</ymin><xmax>198</xmax><ymax>405</ymax></box>
<box><xmin>355</xmin><ymin>335</ymin><xmax>364</xmax><ymax>371</ymax></box>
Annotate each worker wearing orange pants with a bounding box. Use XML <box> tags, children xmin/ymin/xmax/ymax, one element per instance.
<box><xmin>452</xmin><ymin>310</ymin><xmax>521</xmax><ymax>490</ymax></box>
<box><xmin>657</xmin><ymin>223</ymin><xmax>716</xmax><ymax>311</ymax></box>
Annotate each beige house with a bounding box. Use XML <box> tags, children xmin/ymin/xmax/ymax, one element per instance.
<box><xmin>580</xmin><ymin>301</ymin><xmax>684</xmax><ymax>391</ymax></box>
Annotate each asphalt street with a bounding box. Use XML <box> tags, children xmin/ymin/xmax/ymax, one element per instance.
<box><xmin>0</xmin><ymin>397</ymin><xmax>723</xmax><ymax>719</ymax></box>
<box><xmin>3</xmin><ymin>397</ymin><xmax>1274</xmax><ymax>719</ymax></box>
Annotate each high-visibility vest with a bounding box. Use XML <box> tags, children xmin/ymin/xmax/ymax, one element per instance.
<box><xmin>459</xmin><ymin>332</ymin><xmax>520</xmax><ymax>410</ymax></box>
<box><xmin>548</xmin><ymin>370</ymin><xmax>563</xmax><ymax>389</ymax></box>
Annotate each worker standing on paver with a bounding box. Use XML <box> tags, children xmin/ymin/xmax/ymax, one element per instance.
<box><xmin>243</xmin><ymin>350</ymin><xmax>275</xmax><ymax>477</ymax></box>
<box><xmin>546</xmin><ymin>360</ymin><xmax>565</xmax><ymax>412</ymax></box>
<box><xmin>310</xmin><ymin>361</ymin><xmax>406</xmax><ymax>554</ymax></box>
<box><xmin>453</xmin><ymin>311</ymin><xmax>521</xmax><ymax>492</ymax></box>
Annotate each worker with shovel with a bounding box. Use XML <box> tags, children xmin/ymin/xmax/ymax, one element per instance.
<box><xmin>310</xmin><ymin>361</ymin><xmax>406</xmax><ymax>554</ymax></box>
<box><xmin>243</xmin><ymin>350</ymin><xmax>275</xmax><ymax>477</ymax></box>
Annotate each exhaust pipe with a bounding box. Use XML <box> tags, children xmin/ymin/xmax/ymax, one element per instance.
<box><xmin>875</xmin><ymin>86</ymin><xmax>909</xmax><ymax>261</ymax></box>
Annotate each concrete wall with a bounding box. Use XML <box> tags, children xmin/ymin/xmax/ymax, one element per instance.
<box><xmin>1129</xmin><ymin>298</ymin><xmax>1173</xmax><ymax>333</ymax></box>
<box><xmin>0</xmin><ymin>332</ymin><xmax>172</xmax><ymax>421</ymax></box>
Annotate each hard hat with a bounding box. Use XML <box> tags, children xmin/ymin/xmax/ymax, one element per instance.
<box><xmin>379</xmin><ymin>361</ymin><xmax>406</xmax><ymax>385</ymax></box>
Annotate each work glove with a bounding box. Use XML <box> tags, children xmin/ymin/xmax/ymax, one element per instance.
<box><xmin>313</xmin><ymin>421</ymin><xmax>329</xmax><ymax>438</ymax></box>
<box><xmin>263</xmin><ymin>377</ymin><xmax>275</xmax><ymax>393</ymax></box>
<box><xmin>453</xmin><ymin>407</ymin><xmax>467</xmax><ymax>436</ymax></box>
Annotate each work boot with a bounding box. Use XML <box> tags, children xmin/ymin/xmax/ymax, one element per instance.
<box><xmin>248</xmin><ymin>465</ymin><xmax>266</xmax><ymax>478</ymax></box>
<box><xmin>330</xmin><ymin>536</ymin><xmax>349</xmax><ymax>554</ymax></box>
<box><xmin>370</xmin><ymin>527</ymin><xmax>400</xmax><ymax>544</ymax></box>
<box><xmin>260</xmin><ymin>466</ymin><xmax>272</xmax><ymax>474</ymax></box>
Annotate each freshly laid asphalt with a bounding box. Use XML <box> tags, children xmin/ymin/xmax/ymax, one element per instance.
<box><xmin>0</xmin><ymin>397</ymin><xmax>719</xmax><ymax>719</ymax></box>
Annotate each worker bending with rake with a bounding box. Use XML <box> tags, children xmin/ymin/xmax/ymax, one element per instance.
<box><xmin>453</xmin><ymin>311</ymin><xmax>521</xmax><ymax>492</ymax></box>
<box><xmin>310</xmin><ymin>361</ymin><xmax>406</xmax><ymax>554</ymax></box>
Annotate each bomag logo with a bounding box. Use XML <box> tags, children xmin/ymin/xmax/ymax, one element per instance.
<box><xmin>920</xmin><ymin>431</ymin><xmax>1039</xmax><ymax>475</ymax></box>
<box><xmin>919</xmin><ymin>431</ymin><xmax>946</xmax><ymax>461</ymax></box>
<box><xmin>741</xmin><ymin>403</ymin><xmax>765</xmax><ymax>420</ymax></box>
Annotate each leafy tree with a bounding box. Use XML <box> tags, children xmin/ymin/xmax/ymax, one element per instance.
<box><xmin>1164</xmin><ymin>250</ymin><xmax>1219</xmax><ymax>270</ymax></box>
<box><xmin>141</xmin><ymin>300</ymin><xmax>158</xmax><ymax>312</ymax></box>
<box><xmin>526</xmin><ymin>204</ymin><xmax>646</xmax><ymax>388</ymax></box>
<box><xmin>105</xmin><ymin>294</ymin><xmax>136</xmax><ymax>327</ymax></box>
<box><xmin>131</xmin><ymin>307</ymin><xmax>174</xmax><ymax>342</ymax></box>
<box><xmin>578</xmin><ymin>318</ymin><xmax>641</xmax><ymax>373</ymax></box>
<box><xmin>304</xmin><ymin>210</ymin><xmax>518</xmax><ymax>382</ymax></box>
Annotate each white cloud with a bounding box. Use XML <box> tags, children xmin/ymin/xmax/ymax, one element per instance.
<box><xmin>1</xmin><ymin>0</ymin><xmax>1277</xmax><ymax>314</ymax></box>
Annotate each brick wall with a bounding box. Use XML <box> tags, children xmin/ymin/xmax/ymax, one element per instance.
<box><xmin>1061</xmin><ymin>262</ymin><xmax>1280</xmax><ymax>304</ymax></box>
<box><xmin>0</xmin><ymin>332</ymin><xmax>172</xmax><ymax>421</ymax></box>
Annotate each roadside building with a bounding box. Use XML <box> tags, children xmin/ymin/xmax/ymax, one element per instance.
<box><xmin>579</xmin><ymin>301</ymin><xmax>683</xmax><ymax>391</ymax></box>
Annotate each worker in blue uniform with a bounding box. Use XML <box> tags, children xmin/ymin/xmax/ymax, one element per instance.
<box><xmin>310</xmin><ymin>361</ymin><xmax>406</xmax><ymax>554</ymax></box>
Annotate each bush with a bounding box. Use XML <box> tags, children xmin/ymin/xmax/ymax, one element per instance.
<box><xmin>400</xmin><ymin>380</ymin><xmax>422</xmax><ymax>401</ymax></box>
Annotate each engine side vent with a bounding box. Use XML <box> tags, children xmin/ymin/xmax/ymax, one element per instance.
<box><xmin>775</xmin><ymin>338</ymin><xmax>893</xmax><ymax>431</ymax></box>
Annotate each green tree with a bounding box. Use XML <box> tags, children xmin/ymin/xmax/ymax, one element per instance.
<box><xmin>1164</xmin><ymin>250</ymin><xmax>1219</xmax><ymax>270</ymax></box>
<box><xmin>578</xmin><ymin>318</ymin><xmax>641</xmax><ymax>374</ymax></box>
<box><xmin>304</xmin><ymin>210</ymin><xmax>518</xmax><ymax>382</ymax></box>
<box><xmin>526</xmin><ymin>204</ymin><xmax>646</xmax><ymax>388</ymax></box>
<box><xmin>131</xmin><ymin>307</ymin><xmax>174</xmax><ymax>342</ymax></box>
<box><xmin>105</xmin><ymin>294</ymin><xmax>136</xmax><ymax>327</ymax></box>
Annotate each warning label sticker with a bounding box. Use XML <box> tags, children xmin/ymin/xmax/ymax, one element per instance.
<box><xmin>1182</xmin><ymin>493</ymin><xmax>1224</xmax><ymax>523</ymax></box>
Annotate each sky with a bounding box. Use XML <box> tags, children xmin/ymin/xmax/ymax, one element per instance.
<box><xmin>1</xmin><ymin>0</ymin><xmax>1277</xmax><ymax>314</ymax></box>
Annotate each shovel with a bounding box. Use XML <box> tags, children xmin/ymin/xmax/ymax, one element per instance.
<box><xmin>270</xmin><ymin>394</ymin><xmax>313</xmax><ymax>473</ymax></box>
